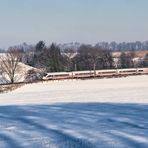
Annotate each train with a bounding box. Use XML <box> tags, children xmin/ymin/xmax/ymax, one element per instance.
<box><xmin>42</xmin><ymin>68</ymin><xmax>148</xmax><ymax>80</ymax></box>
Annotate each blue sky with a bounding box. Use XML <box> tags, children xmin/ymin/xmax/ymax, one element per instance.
<box><xmin>0</xmin><ymin>0</ymin><xmax>148</xmax><ymax>48</ymax></box>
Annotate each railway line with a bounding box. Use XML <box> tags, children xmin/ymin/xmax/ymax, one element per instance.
<box><xmin>43</xmin><ymin>68</ymin><xmax>148</xmax><ymax>80</ymax></box>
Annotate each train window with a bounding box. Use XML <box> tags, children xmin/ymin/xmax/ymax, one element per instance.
<box><xmin>102</xmin><ymin>71</ymin><xmax>116</xmax><ymax>74</ymax></box>
<box><xmin>120</xmin><ymin>70</ymin><xmax>136</xmax><ymax>73</ymax></box>
<box><xmin>47</xmin><ymin>75</ymin><xmax>53</xmax><ymax>77</ymax></box>
<box><xmin>43</xmin><ymin>73</ymin><xmax>48</xmax><ymax>76</ymax></box>
<box><xmin>127</xmin><ymin>70</ymin><xmax>136</xmax><ymax>72</ymax></box>
<box><xmin>75</xmin><ymin>72</ymin><xmax>94</xmax><ymax>75</ymax></box>
<box><xmin>54</xmin><ymin>74</ymin><xmax>69</xmax><ymax>77</ymax></box>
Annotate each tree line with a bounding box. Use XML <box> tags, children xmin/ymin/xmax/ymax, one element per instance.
<box><xmin>1</xmin><ymin>41</ymin><xmax>148</xmax><ymax>83</ymax></box>
<box><xmin>24</xmin><ymin>41</ymin><xmax>114</xmax><ymax>72</ymax></box>
<box><xmin>59</xmin><ymin>41</ymin><xmax>148</xmax><ymax>51</ymax></box>
<box><xmin>94</xmin><ymin>41</ymin><xmax>148</xmax><ymax>51</ymax></box>
<box><xmin>22</xmin><ymin>41</ymin><xmax>148</xmax><ymax>72</ymax></box>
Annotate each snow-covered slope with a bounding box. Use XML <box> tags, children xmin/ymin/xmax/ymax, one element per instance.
<box><xmin>0</xmin><ymin>76</ymin><xmax>148</xmax><ymax>148</ymax></box>
<box><xmin>0</xmin><ymin>104</ymin><xmax>148</xmax><ymax>147</ymax></box>
<box><xmin>0</xmin><ymin>62</ymin><xmax>41</xmax><ymax>84</ymax></box>
<box><xmin>0</xmin><ymin>75</ymin><xmax>148</xmax><ymax>105</ymax></box>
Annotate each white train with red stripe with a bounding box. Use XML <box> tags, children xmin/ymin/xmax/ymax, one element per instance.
<box><xmin>43</xmin><ymin>68</ymin><xmax>148</xmax><ymax>80</ymax></box>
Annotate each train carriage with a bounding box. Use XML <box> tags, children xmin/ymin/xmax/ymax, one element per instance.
<box><xmin>43</xmin><ymin>72</ymin><xmax>70</xmax><ymax>80</ymax></box>
<box><xmin>96</xmin><ymin>69</ymin><xmax>117</xmax><ymax>77</ymax></box>
<box><xmin>72</xmin><ymin>71</ymin><xmax>95</xmax><ymax>78</ymax></box>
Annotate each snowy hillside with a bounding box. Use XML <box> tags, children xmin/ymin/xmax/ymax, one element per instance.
<box><xmin>0</xmin><ymin>76</ymin><xmax>148</xmax><ymax>147</ymax></box>
<box><xmin>0</xmin><ymin>62</ymin><xmax>42</xmax><ymax>84</ymax></box>
<box><xmin>0</xmin><ymin>75</ymin><xmax>148</xmax><ymax>105</ymax></box>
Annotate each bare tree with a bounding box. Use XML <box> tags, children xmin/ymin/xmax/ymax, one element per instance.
<box><xmin>73</xmin><ymin>45</ymin><xmax>114</xmax><ymax>71</ymax></box>
<box><xmin>0</xmin><ymin>48</ymin><xmax>22</xmax><ymax>83</ymax></box>
<box><xmin>119</xmin><ymin>52</ymin><xmax>134</xmax><ymax>68</ymax></box>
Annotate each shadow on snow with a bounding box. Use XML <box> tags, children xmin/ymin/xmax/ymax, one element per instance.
<box><xmin>0</xmin><ymin>103</ymin><xmax>148</xmax><ymax>148</ymax></box>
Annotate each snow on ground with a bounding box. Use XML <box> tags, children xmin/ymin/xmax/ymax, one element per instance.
<box><xmin>0</xmin><ymin>103</ymin><xmax>148</xmax><ymax>148</ymax></box>
<box><xmin>0</xmin><ymin>75</ymin><xmax>148</xmax><ymax>147</ymax></box>
<box><xmin>0</xmin><ymin>75</ymin><xmax>148</xmax><ymax>105</ymax></box>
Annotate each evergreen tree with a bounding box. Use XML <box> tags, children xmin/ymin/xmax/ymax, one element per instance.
<box><xmin>48</xmin><ymin>43</ymin><xmax>64</xmax><ymax>72</ymax></box>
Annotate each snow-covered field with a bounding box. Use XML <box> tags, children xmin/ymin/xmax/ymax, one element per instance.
<box><xmin>0</xmin><ymin>75</ymin><xmax>148</xmax><ymax>147</ymax></box>
<box><xmin>0</xmin><ymin>75</ymin><xmax>148</xmax><ymax>105</ymax></box>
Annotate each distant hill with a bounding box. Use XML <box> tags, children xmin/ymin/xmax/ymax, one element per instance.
<box><xmin>0</xmin><ymin>62</ymin><xmax>43</xmax><ymax>84</ymax></box>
